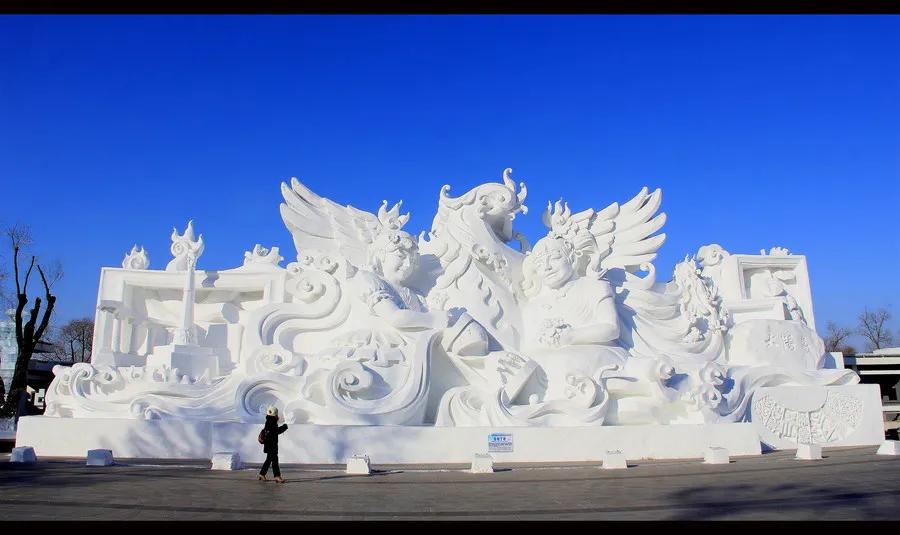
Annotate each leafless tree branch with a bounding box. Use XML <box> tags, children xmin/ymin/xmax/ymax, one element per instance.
<box><xmin>33</xmin><ymin>264</ymin><xmax>56</xmax><ymax>345</ymax></box>
<box><xmin>56</xmin><ymin>318</ymin><xmax>94</xmax><ymax>363</ymax></box>
<box><xmin>824</xmin><ymin>321</ymin><xmax>853</xmax><ymax>353</ymax></box>
<box><xmin>22</xmin><ymin>255</ymin><xmax>35</xmax><ymax>298</ymax></box>
<box><xmin>5</xmin><ymin>223</ymin><xmax>33</xmax><ymax>251</ymax></box>
<box><xmin>12</xmin><ymin>244</ymin><xmax>20</xmax><ymax>298</ymax></box>
<box><xmin>857</xmin><ymin>307</ymin><xmax>894</xmax><ymax>352</ymax></box>
<box><xmin>45</xmin><ymin>258</ymin><xmax>64</xmax><ymax>288</ymax></box>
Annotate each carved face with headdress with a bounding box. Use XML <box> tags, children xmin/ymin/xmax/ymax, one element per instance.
<box><xmin>522</xmin><ymin>234</ymin><xmax>578</xmax><ymax>294</ymax></box>
<box><xmin>366</xmin><ymin>200</ymin><xmax>419</xmax><ymax>286</ymax></box>
<box><xmin>369</xmin><ymin>228</ymin><xmax>419</xmax><ymax>286</ymax></box>
<box><xmin>521</xmin><ymin>200</ymin><xmax>602</xmax><ymax>297</ymax></box>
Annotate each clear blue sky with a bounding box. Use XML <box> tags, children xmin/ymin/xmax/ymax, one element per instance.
<box><xmin>1</xmin><ymin>15</ymin><xmax>898</xmax><ymax>348</ymax></box>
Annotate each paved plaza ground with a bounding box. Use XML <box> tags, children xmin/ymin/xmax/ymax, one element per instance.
<box><xmin>0</xmin><ymin>446</ymin><xmax>898</xmax><ymax>520</ymax></box>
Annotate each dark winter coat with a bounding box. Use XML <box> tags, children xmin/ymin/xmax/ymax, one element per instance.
<box><xmin>262</xmin><ymin>415</ymin><xmax>288</xmax><ymax>454</ymax></box>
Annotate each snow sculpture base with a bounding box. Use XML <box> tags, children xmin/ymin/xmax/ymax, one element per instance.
<box><xmin>796</xmin><ymin>444</ymin><xmax>822</xmax><ymax>460</ymax></box>
<box><xmin>86</xmin><ymin>449</ymin><xmax>114</xmax><ymax>466</ymax></box>
<box><xmin>750</xmin><ymin>384</ymin><xmax>884</xmax><ymax>451</ymax></box>
<box><xmin>703</xmin><ymin>446</ymin><xmax>730</xmax><ymax>465</ymax></box>
<box><xmin>876</xmin><ymin>441</ymin><xmax>900</xmax><ymax>456</ymax></box>
<box><xmin>346</xmin><ymin>455</ymin><xmax>371</xmax><ymax>475</ymax></box>
<box><xmin>470</xmin><ymin>454</ymin><xmax>495</xmax><ymax>473</ymax></box>
<box><xmin>10</xmin><ymin>446</ymin><xmax>36</xmax><ymax>464</ymax></box>
<box><xmin>211</xmin><ymin>452</ymin><xmax>242</xmax><ymax>470</ymax></box>
<box><xmin>602</xmin><ymin>450</ymin><xmax>628</xmax><ymax>469</ymax></box>
<box><xmin>16</xmin><ymin>417</ymin><xmax>763</xmax><ymax>463</ymax></box>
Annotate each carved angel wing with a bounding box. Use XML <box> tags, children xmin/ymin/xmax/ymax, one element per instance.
<box><xmin>280</xmin><ymin>178</ymin><xmax>408</xmax><ymax>269</ymax></box>
<box><xmin>602</xmin><ymin>187</ymin><xmax>666</xmax><ymax>271</ymax></box>
<box><xmin>543</xmin><ymin>186</ymin><xmax>666</xmax><ymax>273</ymax></box>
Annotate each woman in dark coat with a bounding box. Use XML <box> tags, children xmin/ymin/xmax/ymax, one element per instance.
<box><xmin>258</xmin><ymin>406</ymin><xmax>288</xmax><ymax>482</ymax></box>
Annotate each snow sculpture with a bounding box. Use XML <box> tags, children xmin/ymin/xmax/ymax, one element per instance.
<box><xmin>34</xmin><ymin>167</ymin><xmax>870</xmax><ymax>456</ymax></box>
<box><xmin>240</xmin><ymin>245</ymin><xmax>283</xmax><ymax>271</ymax></box>
<box><xmin>122</xmin><ymin>245</ymin><xmax>149</xmax><ymax>270</ymax></box>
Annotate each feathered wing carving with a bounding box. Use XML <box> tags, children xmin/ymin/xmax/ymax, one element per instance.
<box><xmin>279</xmin><ymin>177</ymin><xmax>408</xmax><ymax>268</ymax></box>
<box><xmin>603</xmin><ymin>187</ymin><xmax>667</xmax><ymax>272</ymax></box>
<box><xmin>543</xmin><ymin>186</ymin><xmax>666</xmax><ymax>275</ymax></box>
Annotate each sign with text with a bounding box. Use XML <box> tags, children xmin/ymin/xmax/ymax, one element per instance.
<box><xmin>487</xmin><ymin>432</ymin><xmax>513</xmax><ymax>453</ymax></box>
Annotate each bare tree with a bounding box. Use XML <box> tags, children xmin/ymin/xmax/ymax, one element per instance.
<box><xmin>857</xmin><ymin>307</ymin><xmax>894</xmax><ymax>352</ymax></box>
<box><xmin>57</xmin><ymin>318</ymin><xmax>94</xmax><ymax>364</ymax></box>
<box><xmin>824</xmin><ymin>321</ymin><xmax>854</xmax><ymax>353</ymax></box>
<box><xmin>2</xmin><ymin>224</ymin><xmax>62</xmax><ymax>419</ymax></box>
<box><xmin>0</xmin><ymin>224</ymin><xmax>30</xmax><ymax>310</ymax></box>
<box><xmin>37</xmin><ymin>325</ymin><xmax>69</xmax><ymax>363</ymax></box>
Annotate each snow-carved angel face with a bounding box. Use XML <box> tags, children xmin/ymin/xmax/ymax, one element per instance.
<box><xmin>523</xmin><ymin>236</ymin><xmax>576</xmax><ymax>292</ymax></box>
<box><xmin>371</xmin><ymin>230</ymin><xmax>419</xmax><ymax>286</ymax></box>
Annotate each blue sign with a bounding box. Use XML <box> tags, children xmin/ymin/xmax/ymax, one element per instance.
<box><xmin>488</xmin><ymin>432</ymin><xmax>513</xmax><ymax>452</ymax></box>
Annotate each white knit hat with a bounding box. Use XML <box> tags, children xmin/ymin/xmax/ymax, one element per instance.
<box><xmin>266</xmin><ymin>405</ymin><xmax>278</xmax><ymax>417</ymax></box>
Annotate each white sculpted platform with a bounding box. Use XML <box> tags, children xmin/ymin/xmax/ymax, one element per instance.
<box><xmin>15</xmin><ymin>416</ymin><xmax>761</xmax><ymax>463</ymax></box>
<box><xmin>16</xmin><ymin>167</ymin><xmax>883</xmax><ymax>461</ymax></box>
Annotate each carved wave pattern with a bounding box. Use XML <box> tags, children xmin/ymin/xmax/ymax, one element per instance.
<box><xmin>44</xmin><ymin>363</ymin><xmax>239</xmax><ymax>421</ymax></box>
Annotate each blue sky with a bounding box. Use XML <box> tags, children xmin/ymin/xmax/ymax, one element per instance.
<box><xmin>1</xmin><ymin>15</ymin><xmax>898</xmax><ymax>347</ymax></box>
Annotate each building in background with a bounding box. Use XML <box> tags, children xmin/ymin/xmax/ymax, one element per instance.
<box><xmin>843</xmin><ymin>348</ymin><xmax>900</xmax><ymax>438</ymax></box>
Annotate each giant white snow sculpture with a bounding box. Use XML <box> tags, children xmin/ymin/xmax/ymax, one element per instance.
<box><xmin>15</xmin><ymin>169</ymin><xmax>884</xmax><ymax>463</ymax></box>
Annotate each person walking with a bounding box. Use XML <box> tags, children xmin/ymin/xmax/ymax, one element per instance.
<box><xmin>258</xmin><ymin>405</ymin><xmax>288</xmax><ymax>483</ymax></box>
